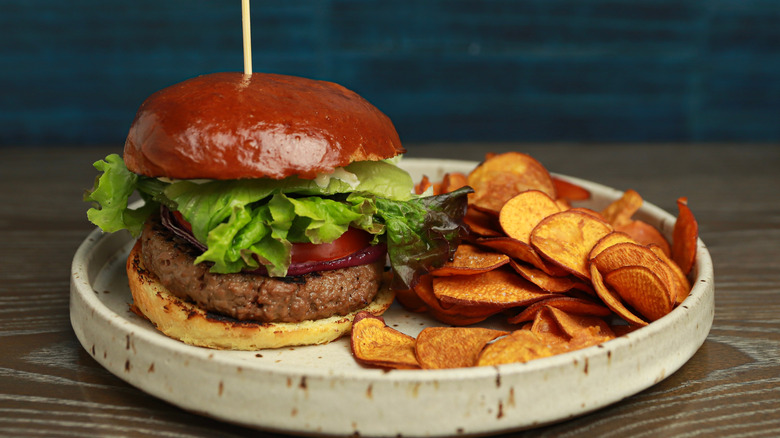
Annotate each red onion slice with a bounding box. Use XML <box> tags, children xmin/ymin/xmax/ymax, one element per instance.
<box><xmin>160</xmin><ymin>206</ymin><xmax>207</xmax><ymax>251</ymax></box>
<box><xmin>250</xmin><ymin>242</ymin><xmax>388</xmax><ymax>276</ymax></box>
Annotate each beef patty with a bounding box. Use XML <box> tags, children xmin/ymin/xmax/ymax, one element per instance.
<box><xmin>139</xmin><ymin>218</ymin><xmax>384</xmax><ymax>323</ymax></box>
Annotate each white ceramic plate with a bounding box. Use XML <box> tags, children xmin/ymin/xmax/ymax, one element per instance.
<box><xmin>70</xmin><ymin>158</ymin><xmax>714</xmax><ymax>437</ymax></box>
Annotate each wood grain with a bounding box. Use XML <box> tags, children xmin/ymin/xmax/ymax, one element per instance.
<box><xmin>1</xmin><ymin>144</ymin><xmax>779</xmax><ymax>437</ymax></box>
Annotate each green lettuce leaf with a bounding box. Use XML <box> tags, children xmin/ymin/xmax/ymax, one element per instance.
<box><xmin>363</xmin><ymin>186</ymin><xmax>473</xmax><ymax>289</ymax></box>
<box><xmin>84</xmin><ymin>154</ymin><xmax>162</xmax><ymax>236</ymax></box>
<box><xmin>193</xmin><ymin>193</ymin><xmax>370</xmax><ymax>275</ymax></box>
<box><xmin>84</xmin><ymin>153</ymin><xmax>471</xmax><ymax>287</ymax></box>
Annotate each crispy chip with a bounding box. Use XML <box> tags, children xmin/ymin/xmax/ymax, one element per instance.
<box><xmin>440</xmin><ymin>172</ymin><xmax>469</xmax><ymax>194</ymax></box>
<box><xmin>615</xmin><ymin>220</ymin><xmax>671</xmax><ymax>257</ymax></box>
<box><xmin>672</xmin><ymin>197</ymin><xmax>698</xmax><ymax>275</ymax></box>
<box><xmin>429</xmin><ymin>311</ymin><xmax>495</xmax><ymax>327</ymax></box>
<box><xmin>601</xmin><ymin>189</ymin><xmax>643</xmax><ymax>227</ymax></box>
<box><xmin>394</xmin><ymin>287</ymin><xmax>429</xmax><ymax>313</ymax></box>
<box><xmin>475</xmin><ymin>237</ymin><xmax>569</xmax><ymax>277</ymax></box>
<box><xmin>468</xmin><ymin>152</ymin><xmax>557</xmax><ymax>213</ymax></box>
<box><xmin>568</xmin><ymin>207</ymin><xmax>607</xmax><ymax>222</ymax></box>
<box><xmin>529</xmin><ymin>307</ymin><xmax>570</xmax><ymax>347</ymax></box>
<box><xmin>433</xmin><ymin>244</ymin><xmax>509</xmax><ymax>276</ymax></box>
<box><xmin>555</xmin><ymin>198</ymin><xmax>573</xmax><ymax>211</ymax></box>
<box><xmin>469</xmin><ymin>172</ymin><xmax>536</xmax><ymax>214</ymax></box>
<box><xmin>469</xmin><ymin>152</ymin><xmax>557</xmax><ymax>197</ymax></box>
<box><xmin>588</xmin><ymin>231</ymin><xmax>638</xmax><ymax>261</ymax></box>
<box><xmin>649</xmin><ymin>244</ymin><xmax>691</xmax><ymax>305</ymax></box>
<box><xmin>591</xmin><ymin>241</ymin><xmax>659</xmax><ymax>273</ymax></box>
<box><xmin>414</xmin><ymin>175</ymin><xmax>432</xmax><ymax>195</ymax></box>
<box><xmin>433</xmin><ymin>268</ymin><xmax>550</xmax><ymax>308</ymax></box>
<box><xmin>413</xmin><ymin>275</ymin><xmax>500</xmax><ymax>324</ymax></box>
<box><xmin>351</xmin><ymin>312</ymin><xmax>420</xmax><ymax>369</ymax></box>
<box><xmin>590</xmin><ymin>264</ymin><xmax>647</xmax><ymax>327</ymax></box>
<box><xmin>499</xmin><ymin>190</ymin><xmax>561</xmax><ymax>243</ymax></box>
<box><xmin>530</xmin><ymin>210</ymin><xmax>613</xmax><ymax>279</ymax></box>
<box><xmin>542</xmin><ymin>306</ymin><xmax>615</xmax><ymax>342</ymax></box>
<box><xmin>567</xmin><ymin>331</ymin><xmax>614</xmax><ymax>351</ymax></box>
<box><xmin>552</xmin><ymin>176</ymin><xmax>591</xmax><ymax>202</ymax></box>
<box><xmin>508</xmin><ymin>260</ymin><xmax>580</xmax><ymax>293</ymax></box>
<box><xmin>527</xmin><ymin>305</ymin><xmax>616</xmax><ymax>354</ymax></box>
<box><xmin>415</xmin><ymin>327</ymin><xmax>508</xmax><ymax>369</ymax></box>
<box><xmin>353</xmin><ymin>149</ymin><xmax>700</xmax><ymax>370</ymax></box>
<box><xmin>477</xmin><ymin>330</ymin><xmax>554</xmax><ymax>366</ymax></box>
<box><xmin>604</xmin><ymin>266</ymin><xmax>673</xmax><ymax>322</ymax></box>
<box><xmin>464</xmin><ymin>208</ymin><xmax>503</xmax><ymax>237</ymax></box>
<box><xmin>507</xmin><ymin>295</ymin><xmax>612</xmax><ymax>324</ymax></box>
<box><xmin>590</xmin><ymin>241</ymin><xmax>678</xmax><ymax>305</ymax></box>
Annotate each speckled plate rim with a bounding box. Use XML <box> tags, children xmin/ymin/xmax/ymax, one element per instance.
<box><xmin>70</xmin><ymin>158</ymin><xmax>714</xmax><ymax>437</ymax></box>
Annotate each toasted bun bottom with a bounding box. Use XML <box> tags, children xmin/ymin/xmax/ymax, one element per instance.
<box><xmin>126</xmin><ymin>240</ymin><xmax>395</xmax><ymax>350</ymax></box>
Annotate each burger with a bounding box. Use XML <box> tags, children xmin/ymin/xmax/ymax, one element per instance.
<box><xmin>84</xmin><ymin>72</ymin><xmax>470</xmax><ymax>350</ymax></box>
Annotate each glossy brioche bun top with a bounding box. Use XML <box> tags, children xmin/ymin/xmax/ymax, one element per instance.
<box><xmin>123</xmin><ymin>72</ymin><xmax>405</xmax><ymax>180</ymax></box>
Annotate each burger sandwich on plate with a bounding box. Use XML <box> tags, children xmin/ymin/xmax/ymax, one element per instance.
<box><xmin>84</xmin><ymin>72</ymin><xmax>470</xmax><ymax>350</ymax></box>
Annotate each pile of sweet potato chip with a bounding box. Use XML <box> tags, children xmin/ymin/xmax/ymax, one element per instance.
<box><xmin>351</xmin><ymin>152</ymin><xmax>699</xmax><ymax>369</ymax></box>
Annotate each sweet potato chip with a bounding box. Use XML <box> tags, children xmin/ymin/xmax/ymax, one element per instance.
<box><xmin>429</xmin><ymin>311</ymin><xmax>495</xmax><ymax>327</ymax></box>
<box><xmin>351</xmin><ymin>312</ymin><xmax>419</xmax><ymax>369</ymax></box>
<box><xmin>568</xmin><ymin>207</ymin><xmax>607</xmax><ymax>222</ymax></box>
<box><xmin>615</xmin><ymin>220</ymin><xmax>671</xmax><ymax>257</ymax></box>
<box><xmin>499</xmin><ymin>190</ymin><xmax>561</xmax><ymax>243</ymax></box>
<box><xmin>414</xmin><ymin>175</ymin><xmax>432</xmax><ymax>195</ymax></box>
<box><xmin>477</xmin><ymin>330</ymin><xmax>554</xmax><ymax>366</ymax></box>
<box><xmin>529</xmin><ymin>307</ymin><xmax>570</xmax><ymax>346</ymax></box>
<box><xmin>468</xmin><ymin>152</ymin><xmax>557</xmax><ymax>213</ymax></box>
<box><xmin>440</xmin><ymin>172</ymin><xmax>469</xmax><ymax>194</ymax></box>
<box><xmin>469</xmin><ymin>152</ymin><xmax>557</xmax><ymax>198</ymax></box>
<box><xmin>588</xmin><ymin>231</ymin><xmax>638</xmax><ymax>261</ymax></box>
<box><xmin>415</xmin><ymin>327</ymin><xmax>508</xmax><ymax>369</ymax></box>
<box><xmin>590</xmin><ymin>241</ymin><xmax>678</xmax><ymax>305</ymax></box>
<box><xmin>433</xmin><ymin>244</ymin><xmax>509</xmax><ymax>276</ymax></box>
<box><xmin>555</xmin><ymin>198</ymin><xmax>573</xmax><ymax>211</ymax></box>
<box><xmin>508</xmin><ymin>260</ymin><xmax>580</xmax><ymax>293</ymax></box>
<box><xmin>601</xmin><ymin>189</ymin><xmax>643</xmax><ymax>227</ymax></box>
<box><xmin>526</xmin><ymin>306</ymin><xmax>615</xmax><ymax>354</ymax></box>
<box><xmin>394</xmin><ymin>287</ymin><xmax>429</xmax><ymax>313</ymax></box>
<box><xmin>413</xmin><ymin>275</ymin><xmax>500</xmax><ymax>324</ymax></box>
<box><xmin>649</xmin><ymin>244</ymin><xmax>691</xmax><ymax>305</ymax></box>
<box><xmin>542</xmin><ymin>306</ymin><xmax>615</xmax><ymax>342</ymax></box>
<box><xmin>469</xmin><ymin>172</ymin><xmax>535</xmax><ymax>214</ymax></box>
<box><xmin>475</xmin><ymin>237</ymin><xmax>569</xmax><ymax>277</ymax></box>
<box><xmin>464</xmin><ymin>208</ymin><xmax>502</xmax><ymax>237</ymax></box>
<box><xmin>433</xmin><ymin>268</ymin><xmax>550</xmax><ymax>308</ymax></box>
<box><xmin>590</xmin><ymin>264</ymin><xmax>647</xmax><ymax>327</ymax></box>
<box><xmin>351</xmin><ymin>149</ymin><xmax>701</xmax><ymax>371</ymax></box>
<box><xmin>604</xmin><ymin>266</ymin><xmax>673</xmax><ymax>322</ymax></box>
<box><xmin>591</xmin><ymin>241</ymin><xmax>665</xmax><ymax>274</ymax></box>
<box><xmin>567</xmin><ymin>331</ymin><xmax>615</xmax><ymax>351</ymax></box>
<box><xmin>530</xmin><ymin>210</ymin><xmax>613</xmax><ymax>279</ymax></box>
<box><xmin>672</xmin><ymin>197</ymin><xmax>698</xmax><ymax>275</ymax></box>
<box><xmin>507</xmin><ymin>295</ymin><xmax>612</xmax><ymax>324</ymax></box>
<box><xmin>552</xmin><ymin>176</ymin><xmax>591</xmax><ymax>202</ymax></box>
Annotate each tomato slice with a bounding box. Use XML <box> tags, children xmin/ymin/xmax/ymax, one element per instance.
<box><xmin>172</xmin><ymin>210</ymin><xmax>371</xmax><ymax>263</ymax></box>
<box><xmin>291</xmin><ymin>228</ymin><xmax>373</xmax><ymax>263</ymax></box>
<box><xmin>171</xmin><ymin>210</ymin><xmax>193</xmax><ymax>233</ymax></box>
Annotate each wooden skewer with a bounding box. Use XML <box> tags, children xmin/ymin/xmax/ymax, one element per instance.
<box><xmin>242</xmin><ymin>0</ymin><xmax>252</xmax><ymax>75</ymax></box>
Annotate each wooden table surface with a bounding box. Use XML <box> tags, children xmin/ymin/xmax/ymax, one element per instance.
<box><xmin>1</xmin><ymin>143</ymin><xmax>778</xmax><ymax>437</ymax></box>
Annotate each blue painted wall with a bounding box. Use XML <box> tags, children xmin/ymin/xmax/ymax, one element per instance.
<box><xmin>2</xmin><ymin>0</ymin><xmax>780</xmax><ymax>146</ymax></box>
